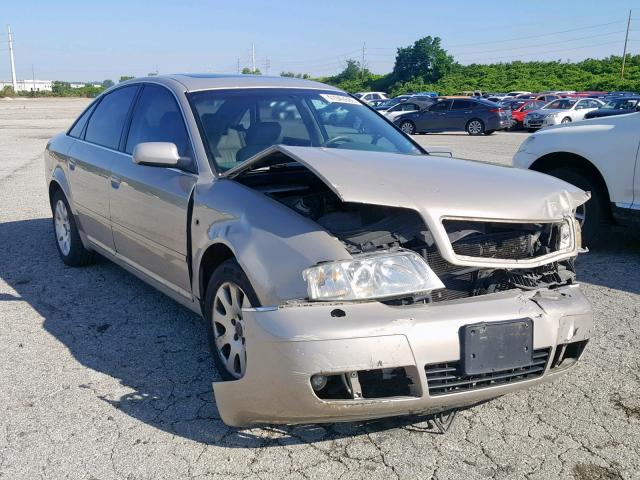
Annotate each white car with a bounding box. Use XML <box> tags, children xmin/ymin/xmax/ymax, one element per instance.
<box><xmin>523</xmin><ymin>98</ymin><xmax>604</xmax><ymax>130</ymax></box>
<box><xmin>514</xmin><ymin>112</ymin><xmax>640</xmax><ymax>243</ymax></box>
<box><xmin>354</xmin><ymin>91</ymin><xmax>388</xmax><ymax>102</ymax></box>
<box><xmin>505</xmin><ymin>91</ymin><xmax>531</xmax><ymax>98</ymax></box>
<box><xmin>383</xmin><ymin>100</ymin><xmax>432</xmax><ymax>121</ymax></box>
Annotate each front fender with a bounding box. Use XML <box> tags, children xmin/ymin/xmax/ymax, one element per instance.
<box><xmin>192</xmin><ymin>179</ymin><xmax>351</xmax><ymax>306</ymax></box>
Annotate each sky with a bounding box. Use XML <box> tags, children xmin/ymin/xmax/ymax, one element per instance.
<box><xmin>1</xmin><ymin>0</ymin><xmax>639</xmax><ymax>82</ymax></box>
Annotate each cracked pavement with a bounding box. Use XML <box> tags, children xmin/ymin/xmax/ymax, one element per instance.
<box><xmin>0</xmin><ymin>98</ymin><xmax>638</xmax><ymax>480</ymax></box>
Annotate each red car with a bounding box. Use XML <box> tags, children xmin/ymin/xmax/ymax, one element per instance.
<box><xmin>509</xmin><ymin>100</ymin><xmax>546</xmax><ymax>129</ymax></box>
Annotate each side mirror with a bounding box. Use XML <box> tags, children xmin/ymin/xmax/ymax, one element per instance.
<box><xmin>132</xmin><ymin>142</ymin><xmax>180</xmax><ymax>167</ymax></box>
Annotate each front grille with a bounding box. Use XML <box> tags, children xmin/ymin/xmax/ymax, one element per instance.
<box><xmin>443</xmin><ymin>220</ymin><xmax>561</xmax><ymax>261</ymax></box>
<box><xmin>425</xmin><ymin>348</ymin><xmax>551</xmax><ymax>396</ymax></box>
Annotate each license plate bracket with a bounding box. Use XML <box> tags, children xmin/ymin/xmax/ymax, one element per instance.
<box><xmin>460</xmin><ymin>319</ymin><xmax>533</xmax><ymax>376</ymax></box>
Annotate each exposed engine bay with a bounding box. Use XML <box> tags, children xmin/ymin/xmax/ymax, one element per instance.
<box><xmin>235</xmin><ymin>162</ymin><xmax>576</xmax><ymax>303</ymax></box>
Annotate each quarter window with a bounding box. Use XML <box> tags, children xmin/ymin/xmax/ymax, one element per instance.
<box><xmin>125</xmin><ymin>84</ymin><xmax>192</xmax><ymax>158</ymax></box>
<box><xmin>84</xmin><ymin>86</ymin><xmax>138</xmax><ymax>150</ymax></box>
<box><xmin>68</xmin><ymin>102</ymin><xmax>97</xmax><ymax>138</ymax></box>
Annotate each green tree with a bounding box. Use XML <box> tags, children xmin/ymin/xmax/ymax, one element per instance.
<box><xmin>392</xmin><ymin>36</ymin><xmax>456</xmax><ymax>84</ymax></box>
<box><xmin>52</xmin><ymin>81</ymin><xmax>71</xmax><ymax>95</ymax></box>
<box><xmin>280</xmin><ymin>71</ymin><xmax>311</xmax><ymax>79</ymax></box>
<box><xmin>102</xmin><ymin>79</ymin><xmax>114</xmax><ymax>88</ymax></box>
<box><xmin>242</xmin><ymin>67</ymin><xmax>262</xmax><ymax>75</ymax></box>
<box><xmin>119</xmin><ymin>76</ymin><xmax>134</xmax><ymax>82</ymax></box>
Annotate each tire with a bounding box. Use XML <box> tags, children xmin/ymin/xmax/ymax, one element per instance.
<box><xmin>561</xmin><ymin>117</ymin><xmax>572</xmax><ymax>124</ymax></box>
<box><xmin>204</xmin><ymin>259</ymin><xmax>260</xmax><ymax>381</ymax></box>
<box><xmin>466</xmin><ymin>119</ymin><xmax>484</xmax><ymax>135</ymax></box>
<box><xmin>51</xmin><ymin>190</ymin><xmax>95</xmax><ymax>266</ymax></box>
<box><xmin>546</xmin><ymin>168</ymin><xmax>609</xmax><ymax>246</ymax></box>
<box><xmin>484</xmin><ymin>130</ymin><xmax>495</xmax><ymax>135</ymax></box>
<box><xmin>399</xmin><ymin>120</ymin><xmax>416</xmax><ymax>135</ymax></box>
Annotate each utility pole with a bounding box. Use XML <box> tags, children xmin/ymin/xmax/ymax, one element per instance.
<box><xmin>361</xmin><ymin>43</ymin><xmax>366</xmax><ymax>80</ymax></box>
<box><xmin>251</xmin><ymin>43</ymin><xmax>256</xmax><ymax>73</ymax></box>
<box><xmin>621</xmin><ymin>10</ymin><xmax>632</xmax><ymax>79</ymax></box>
<box><xmin>31</xmin><ymin>64</ymin><xmax>35</xmax><ymax>91</ymax></box>
<box><xmin>8</xmin><ymin>25</ymin><xmax>17</xmax><ymax>92</ymax></box>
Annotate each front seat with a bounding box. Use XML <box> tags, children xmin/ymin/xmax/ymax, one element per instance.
<box><xmin>235</xmin><ymin>122</ymin><xmax>282</xmax><ymax>163</ymax></box>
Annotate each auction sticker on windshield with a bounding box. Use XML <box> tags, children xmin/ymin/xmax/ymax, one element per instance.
<box><xmin>320</xmin><ymin>94</ymin><xmax>361</xmax><ymax>105</ymax></box>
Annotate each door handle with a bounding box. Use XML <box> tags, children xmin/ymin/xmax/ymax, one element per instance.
<box><xmin>110</xmin><ymin>175</ymin><xmax>121</xmax><ymax>189</ymax></box>
<box><xmin>68</xmin><ymin>158</ymin><xmax>76</xmax><ymax>171</ymax></box>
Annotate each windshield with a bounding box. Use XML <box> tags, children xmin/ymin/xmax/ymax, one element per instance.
<box><xmin>544</xmin><ymin>99</ymin><xmax>577</xmax><ymax>110</ymax></box>
<box><xmin>189</xmin><ymin>88</ymin><xmax>422</xmax><ymax>172</ymax></box>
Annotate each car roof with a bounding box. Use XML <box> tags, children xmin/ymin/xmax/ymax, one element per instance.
<box><xmin>121</xmin><ymin>73</ymin><xmax>341</xmax><ymax>93</ymax></box>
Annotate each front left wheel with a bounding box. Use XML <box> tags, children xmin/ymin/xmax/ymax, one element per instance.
<box><xmin>399</xmin><ymin>120</ymin><xmax>416</xmax><ymax>135</ymax></box>
<box><xmin>51</xmin><ymin>190</ymin><xmax>95</xmax><ymax>266</ymax></box>
<box><xmin>204</xmin><ymin>259</ymin><xmax>260</xmax><ymax>380</ymax></box>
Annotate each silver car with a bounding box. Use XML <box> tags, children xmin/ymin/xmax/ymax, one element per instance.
<box><xmin>45</xmin><ymin>74</ymin><xmax>593</xmax><ymax>427</ymax></box>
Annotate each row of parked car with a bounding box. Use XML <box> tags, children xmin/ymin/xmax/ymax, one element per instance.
<box><xmin>354</xmin><ymin>90</ymin><xmax>640</xmax><ymax>135</ymax></box>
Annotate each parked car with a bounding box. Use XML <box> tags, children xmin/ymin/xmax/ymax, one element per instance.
<box><xmin>486</xmin><ymin>95</ymin><xmax>509</xmax><ymax>103</ymax></box>
<box><xmin>584</xmin><ymin>96</ymin><xmax>640</xmax><ymax>119</ymax></box>
<box><xmin>383</xmin><ymin>98</ymin><xmax>436</xmax><ymax>121</ymax></box>
<box><xmin>367</xmin><ymin>98</ymin><xmax>388</xmax><ymax>108</ymax></box>
<box><xmin>394</xmin><ymin>97</ymin><xmax>511</xmax><ymax>135</ymax></box>
<box><xmin>535</xmin><ymin>94</ymin><xmax>561</xmax><ymax>102</ymax></box>
<box><xmin>509</xmin><ymin>100</ymin><xmax>547</xmax><ymax>129</ymax></box>
<box><xmin>354</xmin><ymin>91</ymin><xmax>388</xmax><ymax>102</ymax></box>
<box><xmin>523</xmin><ymin>98</ymin><xmax>604</xmax><ymax>131</ymax></box>
<box><xmin>505</xmin><ymin>91</ymin><xmax>532</xmax><ymax>98</ymax></box>
<box><xmin>46</xmin><ymin>74</ymin><xmax>592</xmax><ymax>427</ymax></box>
<box><xmin>514</xmin><ymin>112</ymin><xmax>640</xmax><ymax>244</ymax></box>
<box><xmin>371</xmin><ymin>96</ymin><xmax>412</xmax><ymax>111</ymax></box>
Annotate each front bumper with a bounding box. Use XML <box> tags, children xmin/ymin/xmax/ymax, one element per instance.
<box><xmin>213</xmin><ymin>285</ymin><xmax>592</xmax><ymax>427</ymax></box>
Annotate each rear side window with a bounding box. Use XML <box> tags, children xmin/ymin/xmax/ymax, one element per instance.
<box><xmin>451</xmin><ymin>99</ymin><xmax>475</xmax><ymax>110</ymax></box>
<box><xmin>85</xmin><ymin>86</ymin><xmax>139</xmax><ymax>150</ymax></box>
<box><xmin>430</xmin><ymin>100</ymin><xmax>451</xmax><ymax>112</ymax></box>
<box><xmin>68</xmin><ymin>102</ymin><xmax>97</xmax><ymax>138</ymax></box>
<box><xmin>125</xmin><ymin>84</ymin><xmax>192</xmax><ymax>158</ymax></box>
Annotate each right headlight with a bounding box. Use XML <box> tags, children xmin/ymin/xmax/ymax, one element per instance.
<box><xmin>302</xmin><ymin>250</ymin><xmax>445</xmax><ymax>301</ymax></box>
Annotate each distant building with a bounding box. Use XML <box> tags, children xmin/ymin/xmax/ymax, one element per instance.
<box><xmin>69</xmin><ymin>82</ymin><xmax>86</xmax><ymax>89</ymax></box>
<box><xmin>70</xmin><ymin>82</ymin><xmax>102</xmax><ymax>89</ymax></box>
<box><xmin>0</xmin><ymin>79</ymin><xmax>53</xmax><ymax>92</ymax></box>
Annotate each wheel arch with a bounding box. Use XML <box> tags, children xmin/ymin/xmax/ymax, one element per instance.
<box><xmin>198</xmin><ymin>242</ymin><xmax>236</xmax><ymax>309</ymax></box>
<box><xmin>529</xmin><ymin>151</ymin><xmax>611</xmax><ymax>214</ymax></box>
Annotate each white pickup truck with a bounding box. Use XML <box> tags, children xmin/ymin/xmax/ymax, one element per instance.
<box><xmin>514</xmin><ymin>112</ymin><xmax>640</xmax><ymax>244</ymax></box>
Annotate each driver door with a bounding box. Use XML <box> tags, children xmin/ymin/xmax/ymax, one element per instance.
<box><xmin>417</xmin><ymin>100</ymin><xmax>451</xmax><ymax>131</ymax></box>
<box><xmin>108</xmin><ymin>83</ymin><xmax>197</xmax><ymax>298</ymax></box>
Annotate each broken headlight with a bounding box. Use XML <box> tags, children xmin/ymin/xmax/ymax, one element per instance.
<box><xmin>303</xmin><ymin>251</ymin><xmax>444</xmax><ymax>301</ymax></box>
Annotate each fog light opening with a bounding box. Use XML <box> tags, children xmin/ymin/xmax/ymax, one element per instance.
<box><xmin>310</xmin><ymin>374</ymin><xmax>328</xmax><ymax>391</ymax></box>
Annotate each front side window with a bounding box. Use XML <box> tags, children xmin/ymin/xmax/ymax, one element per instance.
<box><xmin>189</xmin><ymin>89</ymin><xmax>422</xmax><ymax>172</ymax></box>
<box><xmin>85</xmin><ymin>86</ymin><xmax>139</xmax><ymax>149</ymax></box>
<box><xmin>125</xmin><ymin>84</ymin><xmax>192</xmax><ymax>158</ymax></box>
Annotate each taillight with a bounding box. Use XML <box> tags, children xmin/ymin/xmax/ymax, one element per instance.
<box><xmin>488</xmin><ymin>108</ymin><xmax>503</xmax><ymax>113</ymax></box>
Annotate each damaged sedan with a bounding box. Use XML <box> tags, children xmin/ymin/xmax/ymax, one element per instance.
<box><xmin>44</xmin><ymin>74</ymin><xmax>593</xmax><ymax>427</ymax></box>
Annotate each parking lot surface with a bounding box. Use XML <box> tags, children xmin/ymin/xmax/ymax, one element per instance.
<box><xmin>1</xmin><ymin>98</ymin><xmax>639</xmax><ymax>480</ymax></box>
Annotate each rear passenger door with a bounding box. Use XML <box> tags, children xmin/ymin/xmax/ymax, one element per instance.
<box><xmin>448</xmin><ymin>99</ymin><xmax>477</xmax><ymax>130</ymax></box>
<box><xmin>109</xmin><ymin>83</ymin><xmax>197</xmax><ymax>298</ymax></box>
<box><xmin>67</xmin><ymin>85</ymin><xmax>140</xmax><ymax>253</ymax></box>
<box><xmin>417</xmin><ymin>100</ymin><xmax>451</xmax><ymax>131</ymax></box>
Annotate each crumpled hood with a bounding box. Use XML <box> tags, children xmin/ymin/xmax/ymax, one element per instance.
<box><xmin>243</xmin><ymin>145</ymin><xmax>589</xmax><ymax>220</ymax></box>
<box><xmin>226</xmin><ymin>145</ymin><xmax>588</xmax><ymax>267</ymax></box>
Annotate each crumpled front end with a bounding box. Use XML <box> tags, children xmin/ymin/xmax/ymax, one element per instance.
<box><xmin>213</xmin><ymin>285</ymin><xmax>592</xmax><ymax>427</ymax></box>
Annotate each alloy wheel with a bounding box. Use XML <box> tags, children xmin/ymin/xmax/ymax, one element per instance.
<box><xmin>468</xmin><ymin>120</ymin><xmax>482</xmax><ymax>134</ymax></box>
<box><xmin>54</xmin><ymin>199</ymin><xmax>71</xmax><ymax>256</ymax></box>
<box><xmin>212</xmin><ymin>281</ymin><xmax>251</xmax><ymax>379</ymax></box>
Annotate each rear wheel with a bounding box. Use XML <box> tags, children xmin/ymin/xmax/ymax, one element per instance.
<box><xmin>51</xmin><ymin>190</ymin><xmax>95</xmax><ymax>266</ymax></box>
<box><xmin>546</xmin><ymin>168</ymin><xmax>608</xmax><ymax>246</ymax></box>
<box><xmin>204</xmin><ymin>259</ymin><xmax>260</xmax><ymax>380</ymax></box>
<box><xmin>466</xmin><ymin>119</ymin><xmax>484</xmax><ymax>135</ymax></box>
<box><xmin>561</xmin><ymin>117</ymin><xmax>572</xmax><ymax>124</ymax></box>
<box><xmin>399</xmin><ymin>120</ymin><xmax>416</xmax><ymax>135</ymax></box>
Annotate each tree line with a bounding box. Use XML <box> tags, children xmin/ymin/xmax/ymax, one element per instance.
<box><xmin>315</xmin><ymin>36</ymin><xmax>640</xmax><ymax>96</ymax></box>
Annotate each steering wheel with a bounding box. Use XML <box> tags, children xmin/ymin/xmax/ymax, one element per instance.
<box><xmin>323</xmin><ymin>136</ymin><xmax>353</xmax><ymax>147</ymax></box>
